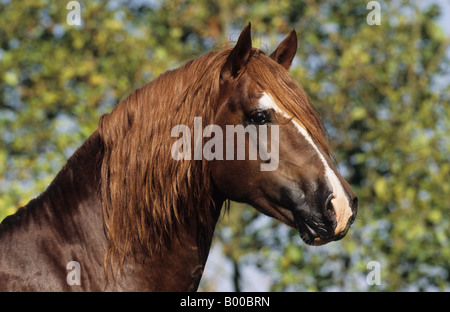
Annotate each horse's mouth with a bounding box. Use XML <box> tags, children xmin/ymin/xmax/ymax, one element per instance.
<box><xmin>296</xmin><ymin>219</ymin><xmax>321</xmax><ymax>246</ymax></box>
<box><xmin>252</xmin><ymin>197</ymin><xmax>350</xmax><ymax>246</ymax></box>
<box><xmin>295</xmin><ymin>217</ymin><xmax>341</xmax><ymax>246</ymax></box>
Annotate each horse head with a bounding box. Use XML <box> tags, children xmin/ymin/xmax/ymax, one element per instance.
<box><xmin>210</xmin><ymin>23</ymin><xmax>358</xmax><ymax>245</ymax></box>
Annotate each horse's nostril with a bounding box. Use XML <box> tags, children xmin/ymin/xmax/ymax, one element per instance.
<box><xmin>325</xmin><ymin>193</ymin><xmax>334</xmax><ymax>211</ymax></box>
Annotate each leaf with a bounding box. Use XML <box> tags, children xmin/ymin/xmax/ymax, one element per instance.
<box><xmin>374</xmin><ymin>178</ymin><xmax>388</xmax><ymax>200</ymax></box>
<box><xmin>4</xmin><ymin>71</ymin><xmax>18</xmax><ymax>86</ymax></box>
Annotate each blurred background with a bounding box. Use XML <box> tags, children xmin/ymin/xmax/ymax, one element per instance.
<box><xmin>0</xmin><ymin>0</ymin><xmax>449</xmax><ymax>291</ymax></box>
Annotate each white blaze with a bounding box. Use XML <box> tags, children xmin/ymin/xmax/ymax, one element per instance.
<box><xmin>258</xmin><ymin>92</ymin><xmax>352</xmax><ymax>234</ymax></box>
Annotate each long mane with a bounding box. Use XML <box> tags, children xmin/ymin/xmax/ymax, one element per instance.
<box><xmin>98</xmin><ymin>50</ymin><xmax>229</xmax><ymax>268</ymax></box>
<box><xmin>97</xmin><ymin>46</ymin><xmax>330</xmax><ymax>269</ymax></box>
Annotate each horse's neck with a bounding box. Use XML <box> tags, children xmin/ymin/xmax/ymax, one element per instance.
<box><xmin>133</xmin><ymin>194</ymin><xmax>224</xmax><ymax>291</ymax></box>
<box><xmin>0</xmin><ymin>132</ymin><xmax>224</xmax><ymax>291</ymax></box>
<box><xmin>0</xmin><ymin>132</ymin><xmax>104</xmax><ymax>239</ymax></box>
<box><xmin>115</xmin><ymin>190</ymin><xmax>224</xmax><ymax>291</ymax></box>
<box><xmin>0</xmin><ymin>132</ymin><xmax>107</xmax><ymax>291</ymax></box>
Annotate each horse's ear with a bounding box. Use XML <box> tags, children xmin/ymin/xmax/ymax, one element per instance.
<box><xmin>221</xmin><ymin>22</ymin><xmax>252</xmax><ymax>80</ymax></box>
<box><xmin>270</xmin><ymin>29</ymin><xmax>297</xmax><ymax>70</ymax></box>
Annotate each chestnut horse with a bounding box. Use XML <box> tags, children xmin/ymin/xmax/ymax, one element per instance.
<box><xmin>0</xmin><ymin>23</ymin><xmax>357</xmax><ymax>291</ymax></box>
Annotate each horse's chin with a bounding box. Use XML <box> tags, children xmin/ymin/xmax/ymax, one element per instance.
<box><xmin>310</xmin><ymin>237</ymin><xmax>333</xmax><ymax>246</ymax></box>
<box><xmin>295</xmin><ymin>219</ymin><xmax>335</xmax><ymax>246</ymax></box>
<box><xmin>299</xmin><ymin>231</ymin><xmax>333</xmax><ymax>246</ymax></box>
<box><xmin>297</xmin><ymin>222</ymin><xmax>349</xmax><ymax>246</ymax></box>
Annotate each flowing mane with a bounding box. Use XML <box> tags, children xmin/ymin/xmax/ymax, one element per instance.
<box><xmin>98</xmin><ymin>50</ymin><xmax>226</xmax><ymax>268</ymax></box>
<box><xmin>97</xmin><ymin>47</ymin><xmax>330</xmax><ymax>268</ymax></box>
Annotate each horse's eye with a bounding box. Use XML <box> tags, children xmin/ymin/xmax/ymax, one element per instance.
<box><xmin>249</xmin><ymin>111</ymin><xmax>269</xmax><ymax>124</ymax></box>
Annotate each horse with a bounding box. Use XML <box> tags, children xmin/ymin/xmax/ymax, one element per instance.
<box><xmin>0</xmin><ymin>23</ymin><xmax>357</xmax><ymax>291</ymax></box>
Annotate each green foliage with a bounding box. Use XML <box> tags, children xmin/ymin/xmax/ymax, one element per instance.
<box><xmin>1</xmin><ymin>0</ymin><xmax>449</xmax><ymax>291</ymax></box>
